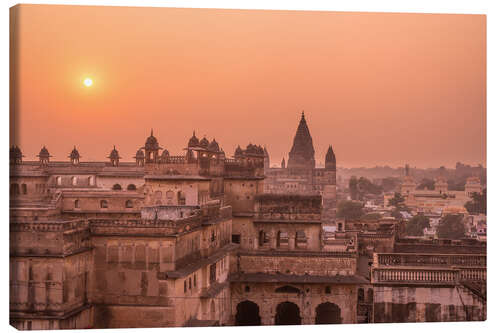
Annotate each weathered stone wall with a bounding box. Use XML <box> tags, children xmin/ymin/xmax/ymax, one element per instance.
<box><xmin>373</xmin><ymin>285</ymin><xmax>486</xmax><ymax>322</ymax></box>
<box><xmin>224</xmin><ymin>179</ymin><xmax>260</xmax><ymax>214</ymax></box>
<box><xmin>229</xmin><ymin>282</ymin><xmax>357</xmax><ymax>325</ymax></box>
<box><xmin>238</xmin><ymin>253</ymin><xmax>356</xmax><ymax>276</ymax></box>
<box><xmin>143</xmin><ymin>178</ymin><xmax>209</xmax><ymax>206</ymax></box>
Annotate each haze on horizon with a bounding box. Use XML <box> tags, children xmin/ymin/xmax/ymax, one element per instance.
<box><xmin>10</xmin><ymin>5</ymin><xmax>486</xmax><ymax>169</ymax></box>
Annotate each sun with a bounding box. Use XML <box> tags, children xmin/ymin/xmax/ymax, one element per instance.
<box><xmin>83</xmin><ymin>78</ymin><xmax>93</xmax><ymax>87</ymax></box>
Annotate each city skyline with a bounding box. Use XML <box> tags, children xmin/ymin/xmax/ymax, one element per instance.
<box><xmin>11</xmin><ymin>5</ymin><xmax>486</xmax><ymax>168</ymax></box>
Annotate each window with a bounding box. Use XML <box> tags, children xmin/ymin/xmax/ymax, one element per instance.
<box><xmin>56</xmin><ymin>176</ymin><xmax>62</xmax><ymax>186</ymax></box>
<box><xmin>194</xmin><ymin>274</ymin><xmax>197</xmax><ymax>288</ymax></box>
<box><xmin>125</xmin><ymin>200</ymin><xmax>133</xmax><ymax>208</ymax></box>
<box><xmin>74</xmin><ymin>200</ymin><xmax>80</xmax><ymax>209</ymax></box>
<box><xmin>112</xmin><ymin>184</ymin><xmax>122</xmax><ymax>191</ymax></box>
<box><xmin>184</xmin><ymin>280</ymin><xmax>187</xmax><ymax>293</ymax></box>
<box><xmin>71</xmin><ymin>176</ymin><xmax>77</xmax><ymax>186</ymax></box>
<box><xmin>296</xmin><ymin>231</ymin><xmax>307</xmax><ymax>249</ymax></box>
<box><xmin>88</xmin><ymin>176</ymin><xmax>95</xmax><ymax>186</ymax></box>
<box><xmin>232</xmin><ymin>234</ymin><xmax>241</xmax><ymax>244</ymax></box>
<box><xmin>277</xmin><ymin>231</ymin><xmax>289</xmax><ymax>248</ymax></box>
<box><xmin>211</xmin><ymin>230</ymin><xmax>216</xmax><ymax>242</ymax></box>
<box><xmin>177</xmin><ymin>191</ymin><xmax>186</xmax><ymax>205</ymax></box>
<box><xmin>259</xmin><ymin>231</ymin><xmax>269</xmax><ymax>247</ymax></box>
<box><xmin>100</xmin><ymin>200</ymin><xmax>108</xmax><ymax>209</ymax></box>
<box><xmin>127</xmin><ymin>184</ymin><xmax>136</xmax><ymax>191</ymax></box>
<box><xmin>325</xmin><ymin>286</ymin><xmax>331</xmax><ymax>294</ymax></box>
<box><xmin>209</xmin><ymin>263</ymin><xmax>216</xmax><ymax>283</ymax></box>
<box><xmin>189</xmin><ymin>277</ymin><xmax>192</xmax><ymax>290</ymax></box>
<box><xmin>20</xmin><ymin>184</ymin><xmax>27</xmax><ymax>195</ymax></box>
<box><xmin>245</xmin><ymin>285</ymin><xmax>250</xmax><ymax>292</ymax></box>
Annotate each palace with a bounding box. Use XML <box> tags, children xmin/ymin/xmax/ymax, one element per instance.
<box><xmin>9</xmin><ymin>115</ymin><xmax>485</xmax><ymax>330</ymax></box>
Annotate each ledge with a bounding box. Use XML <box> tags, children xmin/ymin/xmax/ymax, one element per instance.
<box><xmin>229</xmin><ymin>272</ymin><xmax>369</xmax><ymax>284</ymax></box>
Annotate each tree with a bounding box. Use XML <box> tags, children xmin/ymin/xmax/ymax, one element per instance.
<box><xmin>388</xmin><ymin>192</ymin><xmax>405</xmax><ymax>209</ymax></box>
<box><xmin>465</xmin><ymin>189</ymin><xmax>487</xmax><ymax>215</ymax></box>
<box><xmin>337</xmin><ymin>200</ymin><xmax>364</xmax><ymax>221</ymax></box>
<box><xmin>437</xmin><ymin>214</ymin><xmax>465</xmax><ymax>239</ymax></box>
<box><xmin>405</xmin><ymin>215</ymin><xmax>430</xmax><ymax>236</ymax></box>
<box><xmin>349</xmin><ymin>177</ymin><xmax>358</xmax><ymax>200</ymax></box>
<box><xmin>358</xmin><ymin>177</ymin><xmax>382</xmax><ymax>197</ymax></box>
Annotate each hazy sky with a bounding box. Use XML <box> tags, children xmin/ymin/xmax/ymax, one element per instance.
<box><xmin>10</xmin><ymin>5</ymin><xmax>486</xmax><ymax>168</ymax></box>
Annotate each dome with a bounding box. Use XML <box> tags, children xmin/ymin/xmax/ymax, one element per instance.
<box><xmin>199</xmin><ymin>137</ymin><xmax>209</xmax><ymax>148</ymax></box>
<box><xmin>188</xmin><ymin>131</ymin><xmax>199</xmax><ymax>147</ymax></box>
<box><xmin>69</xmin><ymin>146</ymin><xmax>80</xmax><ymax>159</ymax></box>
<box><xmin>108</xmin><ymin>145</ymin><xmax>120</xmax><ymax>160</ymax></box>
<box><xmin>161</xmin><ymin>149</ymin><xmax>170</xmax><ymax>158</ymax></box>
<box><xmin>144</xmin><ymin>129</ymin><xmax>160</xmax><ymax>150</ymax></box>
<box><xmin>208</xmin><ymin>139</ymin><xmax>220</xmax><ymax>152</ymax></box>
<box><xmin>10</xmin><ymin>146</ymin><xmax>23</xmax><ymax>160</ymax></box>
<box><xmin>37</xmin><ymin>146</ymin><xmax>50</xmax><ymax>158</ymax></box>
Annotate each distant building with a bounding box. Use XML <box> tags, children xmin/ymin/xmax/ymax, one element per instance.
<box><xmin>263</xmin><ymin>113</ymin><xmax>337</xmax><ymax>224</ymax></box>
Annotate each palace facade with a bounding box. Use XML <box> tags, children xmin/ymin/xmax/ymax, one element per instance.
<box><xmin>9</xmin><ymin>116</ymin><xmax>486</xmax><ymax>330</ymax></box>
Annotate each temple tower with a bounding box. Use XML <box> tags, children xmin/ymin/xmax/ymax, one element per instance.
<box><xmin>287</xmin><ymin>112</ymin><xmax>315</xmax><ymax>170</ymax></box>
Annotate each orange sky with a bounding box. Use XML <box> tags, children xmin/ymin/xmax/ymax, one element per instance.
<box><xmin>10</xmin><ymin>5</ymin><xmax>486</xmax><ymax>168</ymax></box>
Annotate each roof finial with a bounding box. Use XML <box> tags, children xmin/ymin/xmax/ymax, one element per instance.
<box><xmin>150</xmin><ymin>128</ymin><xmax>153</xmax><ymax>136</ymax></box>
<box><xmin>193</xmin><ymin>130</ymin><xmax>196</xmax><ymax>137</ymax></box>
<box><xmin>301</xmin><ymin>110</ymin><xmax>305</xmax><ymax>118</ymax></box>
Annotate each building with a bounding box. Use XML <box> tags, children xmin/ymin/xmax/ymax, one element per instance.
<box><xmin>9</xmin><ymin>120</ymin><xmax>486</xmax><ymax>329</ymax></box>
<box><xmin>263</xmin><ymin>112</ymin><xmax>337</xmax><ymax>224</ymax></box>
<box><xmin>395</xmin><ymin>165</ymin><xmax>483</xmax><ymax>213</ymax></box>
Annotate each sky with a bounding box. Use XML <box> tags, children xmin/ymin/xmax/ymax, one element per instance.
<box><xmin>10</xmin><ymin>5</ymin><xmax>486</xmax><ymax>168</ymax></box>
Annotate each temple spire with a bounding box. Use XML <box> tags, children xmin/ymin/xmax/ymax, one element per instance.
<box><xmin>287</xmin><ymin>112</ymin><xmax>315</xmax><ymax>169</ymax></box>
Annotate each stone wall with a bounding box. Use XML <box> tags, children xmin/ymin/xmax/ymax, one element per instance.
<box><xmin>373</xmin><ymin>285</ymin><xmax>486</xmax><ymax>322</ymax></box>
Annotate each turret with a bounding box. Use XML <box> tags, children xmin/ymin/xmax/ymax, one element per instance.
<box><xmin>143</xmin><ymin>129</ymin><xmax>162</xmax><ymax>163</ymax></box>
<box><xmin>108</xmin><ymin>145</ymin><xmax>120</xmax><ymax>166</ymax></box>
<box><xmin>69</xmin><ymin>146</ymin><xmax>80</xmax><ymax>165</ymax></box>
<box><xmin>37</xmin><ymin>146</ymin><xmax>51</xmax><ymax>166</ymax></box>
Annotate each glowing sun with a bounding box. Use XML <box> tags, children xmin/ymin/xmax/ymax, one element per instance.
<box><xmin>83</xmin><ymin>78</ymin><xmax>93</xmax><ymax>87</ymax></box>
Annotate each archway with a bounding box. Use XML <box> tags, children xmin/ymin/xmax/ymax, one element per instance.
<box><xmin>275</xmin><ymin>302</ymin><xmax>301</xmax><ymax>325</ymax></box>
<box><xmin>315</xmin><ymin>302</ymin><xmax>341</xmax><ymax>324</ymax></box>
<box><xmin>235</xmin><ymin>301</ymin><xmax>261</xmax><ymax>326</ymax></box>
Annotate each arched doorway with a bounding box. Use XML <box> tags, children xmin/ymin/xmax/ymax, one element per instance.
<box><xmin>275</xmin><ymin>302</ymin><xmax>301</xmax><ymax>325</ymax></box>
<box><xmin>235</xmin><ymin>301</ymin><xmax>261</xmax><ymax>326</ymax></box>
<box><xmin>315</xmin><ymin>302</ymin><xmax>341</xmax><ymax>324</ymax></box>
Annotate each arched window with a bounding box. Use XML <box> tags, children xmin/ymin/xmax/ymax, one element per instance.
<box><xmin>125</xmin><ymin>200</ymin><xmax>133</xmax><ymax>208</ymax></box>
<box><xmin>88</xmin><ymin>176</ymin><xmax>95</xmax><ymax>186</ymax></box>
<box><xmin>71</xmin><ymin>176</ymin><xmax>77</xmax><ymax>186</ymax></box>
<box><xmin>127</xmin><ymin>184</ymin><xmax>136</xmax><ymax>191</ymax></box>
<box><xmin>74</xmin><ymin>200</ymin><xmax>80</xmax><ymax>209</ymax></box>
<box><xmin>100</xmin><ymin>200</ymin><xmax>108</xmax><ymax>209</ymax></box>
<box><xmin>325</xmin><ymin>286</ymin><xmax>332</xmax><ymax>294</ymax></box>
<box><xmin>21</xmin><ymin>184</ymin><xmax>27</xmax><ymax>195</ymax></box>
<box><xmin>112</xmin><ymin>184</ymin><xmax>122</xmax><ymax>191</ymax></box>
<box><xmin>56</xmin><ymin>176</ymin><xmax>62</xmax><ymax>186</ymax></box>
